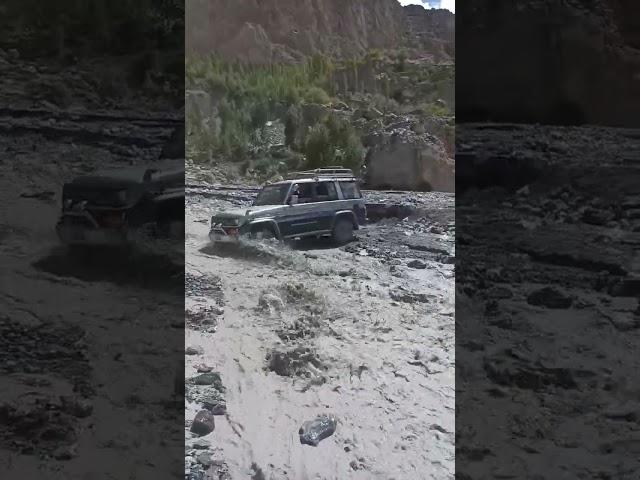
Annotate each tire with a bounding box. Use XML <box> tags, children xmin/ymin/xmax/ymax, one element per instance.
<box><xmin>250</xmin><ymin>225</ymin><xmax>276</xmax><ymax>241</ymax></box>
<box><xmin>332</xmin><ymin>216</ymin><xmax>354</xmax><ymax>245</ymax></box>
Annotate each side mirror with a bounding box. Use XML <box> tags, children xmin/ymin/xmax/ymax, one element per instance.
<box><xmin>289</xmin><ymin>194</ymin><xmax>299</xmax><ymax>205</ymax></box>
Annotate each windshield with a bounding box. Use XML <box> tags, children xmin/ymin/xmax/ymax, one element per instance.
<box><xmin>253</xmin><ymin>184</ymin><xmax>291</xmax><ymax>206</ymax></box>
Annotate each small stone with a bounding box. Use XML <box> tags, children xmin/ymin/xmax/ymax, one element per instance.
<box><xmin>527</xmin><ymin>287</ymin><xmax>572</xmax><ymax>309</ymax></box>
<box><xmin>53</xmin><ymin>444</ymin><xmax>77</xmax><ymax>460</ymax></box>
<box><xmin>258</xmin><ymin>293</ymin><xmax>284</xmax><ymax>313</ymax></box>
<box><xmin>191</xmin><ymin>372</ymin><xmax>223</xmax><ymax>387</ymax></box>
<box><xmin>186</xmin><ymin>346</ymin><xmax>204</xmax><ymax>355</ymax></box>
<box><xmin>202</xmin><ymin>400</ymin><xmax>227</xmax><ymax>415</ymax></box>
<box><xmin>407</xmin><ymin>259</ymin><xmax>427</xmax><ymax>269</ymax></box>
<box><xmin>60</xmin><ymin>396</ymin><xmax>93</xmax><ymax>418</ymax></box>
<box><xmin>299</xmin><ymin>414</ymin><xmax>337</xmax><ymax>446</ymax></box>
<box><xmin>190</xmin><ymin>410</ymin><xmax>215</xmax><ymax>436</ymax></box>
<box><xmin>196</xmin><ymin>452</ymin><xmax>214</xmax><ymax>467</ymax></box>
<box><xmin>195</xmin><ymin>363</ymin><xmax>213</xmax><ymax>373</ymax></box>
<box><xmin>8</xmin><ymin>48</ymin><xmax>19</xmax><ymax>60</ymax></box>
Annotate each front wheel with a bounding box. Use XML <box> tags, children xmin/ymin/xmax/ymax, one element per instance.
<box><xmin>332</xmin><ymin>217</ymin><xmax>354</xmax><ymax>245</ymax></box>
<box><xmin>250</xmin><ymin>226</ymin><xmax>276</xmax><ymax>241</ymax></box>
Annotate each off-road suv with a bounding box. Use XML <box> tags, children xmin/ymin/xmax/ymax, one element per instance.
<box><xmin>209</xmin><ymin>167</ymin><xmax>366</xmax><ymax>245</ymax></box>
<box><xmin>56</xmin><ymin>160</ymin><xmax>184</xmax><ymax>247</ymax></box>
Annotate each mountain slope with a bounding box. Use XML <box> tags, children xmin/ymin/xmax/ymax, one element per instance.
<box><xmin>187</xmin><ymin>0</ymin><xmax>406</xmax><ymax>62</ymax></box>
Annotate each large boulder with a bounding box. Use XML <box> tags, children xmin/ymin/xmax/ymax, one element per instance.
<box><xmin>365</xmin><ymin>124</ymin><xmax>454</xmax><ymax>192</ymax></box>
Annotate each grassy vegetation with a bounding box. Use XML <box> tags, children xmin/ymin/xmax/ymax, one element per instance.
<box><xmin>186</xmin><ymin>51</ymin><xmax>454</xmax><ymax>179</ymax></box>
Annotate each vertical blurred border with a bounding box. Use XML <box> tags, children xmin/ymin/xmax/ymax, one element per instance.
<box><xmin>0</xmin><ymin>1</ymin><xmax>185</xmax><ymax>479</ymax></box>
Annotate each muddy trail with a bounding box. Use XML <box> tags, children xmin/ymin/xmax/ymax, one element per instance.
<box><xmin>456</xmin><ymin>124</ymin><xmax>640</xmax><ymax>479</ymax></box>
<box><xmin>0</xmin><ymin>56</ymin><xmax>184</xmax><ymax>478</ymax></box>
<box><xmin>184</xmin><ymin>183</ymin><xmax>455</xmax><ymax>479</ymax></box>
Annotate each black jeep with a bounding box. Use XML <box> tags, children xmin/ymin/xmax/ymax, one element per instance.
<box><xmin>209</xmin><ymin>167</ymin><xmax>366</xmax><ymax>245</ymax></box>
<box><xmin>56</xmin><ymin>160</ymin><xmax>184</xmax><ymax>247</ymax></box>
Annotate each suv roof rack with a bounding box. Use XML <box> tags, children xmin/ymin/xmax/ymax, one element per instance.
<box><xmin>285</xmin><ymin>167</ymin><xmax>356</xmax><ymax>181</ymax></box>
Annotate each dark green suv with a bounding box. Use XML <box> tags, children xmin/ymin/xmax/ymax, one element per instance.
<box><xmin>209</xmin><ymin>167</ymin><xmax>366</xmax><ymax>245</ymax></box>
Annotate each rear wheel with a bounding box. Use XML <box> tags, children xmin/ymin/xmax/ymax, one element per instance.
<box><xmin>332</xmin><ymin>217</ymin><xmax>354</xmax><ymax>245</ymax></box>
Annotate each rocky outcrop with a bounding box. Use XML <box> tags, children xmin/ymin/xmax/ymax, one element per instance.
<box><xmin>457</xmin><ymin>0</ymin><xmax>640</xmax><ymax>126</ymax></box>
<box><xmin>404</xmin><ymin>6</ymin><xmax>455</xmax><ymax>61</ymax></box>
<box><xmin>365</xmin><ymin>123</ymin><xmax>454</xmax><ymax>192</ymax></box>
<box><xmin>187</xmin><ymin>0</ymin><xmax>456</xmax><ymax>64</ymax></box>
<box><xmin>187</xmin><ymin>0</ymin><xmax>406</xmax><ymax>62</ymax></box>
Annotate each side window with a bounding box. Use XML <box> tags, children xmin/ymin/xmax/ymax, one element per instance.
<box><xmin>297</xmin><ymin>183</ymin><xmax>313</xmax><ymax>203</ymax></box>
<box><xmin>314</xmin><ymin>182</ymin><xmax>338</xmax><ymax>201</ymax></box>
<box><xmin>339</xmin><ymin>181</ymin><xmax>360</xmax><ymax>199</ymax></box>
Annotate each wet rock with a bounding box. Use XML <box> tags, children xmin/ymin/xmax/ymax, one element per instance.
<box><xmin>186</xmin><ymin>463</ymin><xmax>207</xmax><ymax>480</ymax></box>
<box><xmin>195</xmin><ymin>363</ymin><xmax>213</xmax><ymax>373</ymax></box>
<box><xmin>299</xmin><ymin>414</ymin><xmax>337</xmax><ymax>446</ymax></box>
<box><xmin>196</xmin><ymin>452</ymin><xmax>215</xmax><ymax>468</ymax></box>
<box><xmin>582</xmin><ymin>207</ymin><xmax>615</xmax><ymax>226</ymax></box>
<box><xmin>250</xmin><ymin>462</ymin><xmax>267</xmax><ymax>480</ymax></box>
<box><xmin>191</xmin><ymin>372</ymin><xmax>224</xmax><ymax>388</ymax></box>
<box><xmin>390</xmin><ymin>288</ymin><xmax>433</xmax><ymax>304</ymax></box>
<box><xmin>267</xmin><ymin>346</ymin><xmax>324</xmax><ymax>377</ymax></box>
<box><xmin>202</xmin><ymin>397</ymin><xmax>227</xmax><ymax>415</ymax></box>
<box><xmin>527</xmin><ymin>287</ymin><xmax>573</xmax><ymax>309</ymax></box>
<box><xmin>190</xmin><ymin>410</ymin><xmax>215</xmax><ymax>436</ymax></box>
<box><xmin>258</xmin><ymin>292</ymin><xmax>285</xmax><ymax>314</ymax></box>
<box><xmin>60</xmin><ymin>396</ymin><xmax>93</xmax><ymax>418</ymax></box>
<box><xmin>186</xmin><ymin>346</ymin><xmax>204</xmax><ymax>355</ymax></box>
<box><xmin>407</xmin><ymin>259</ymin><xmax>427</xmax><ymax>269</ymax></box>
<box><xmin>52</xmin><ymin>444</ymin><xmax>77</xmax><ymax>460</ymax></box>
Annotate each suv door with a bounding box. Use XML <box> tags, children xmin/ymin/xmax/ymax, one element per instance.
<box><xmin>311</xmin><ymin>181</ymin><xmax>340</xmax><ymax>231</ymax></box>
<box><xmin>278</xmin><ymin>181</ymin><xmax>338</xmax><ymax>237</ymax></box>
<box><xmin>278</xmin><ymin>182</ymin><xmax>318</xmax><ymax>237</ymax></box>
<box><xmin>337</xmin><ymin>180</ymin><xmax>366</xmax><ymax>225</ymax></box>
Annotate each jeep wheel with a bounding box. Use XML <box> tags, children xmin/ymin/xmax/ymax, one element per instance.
<box><xmin>250</xmin><ymin>226</ymin><xmax>276</xmax><ymax>241</ymax></box>
<box><xmin>332</xmin><ymin>217</ymin><xmax>354</xmax><ymax>245</ymax></box>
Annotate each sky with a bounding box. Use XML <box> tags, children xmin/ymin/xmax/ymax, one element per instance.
<box><xmin>398</xmin><ymin>0</ymin><xmax>455</xmax><ymax>13</ymax></box>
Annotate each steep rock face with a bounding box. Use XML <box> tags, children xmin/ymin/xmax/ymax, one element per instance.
<box><xmin>457</xmin><ymin>0</ymin><xmax>640</xmax><ymax>126</ymax></box>
<box><xmin>404</xmin><ymin>6</ymin><xmax>455</xmax><ymax>61</ymax></box>
<box><xmin>187</xmin><ymin>0</ymin><xmax>406</xmax><ymax>62</ymax></box>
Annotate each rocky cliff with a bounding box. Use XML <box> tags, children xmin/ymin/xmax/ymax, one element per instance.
<box><xmin>187</xmin><ymin>0</ymin><xmax>455</xmax><ymax>63</ymax></box>
<box><xmin>457</xmin><ymin>0</ymin><xmax>640</xmax><ymax>126</ymax></box>
<box><xmin>187</xmin><ymin>0</ymin><xmax>406</xmax><ymax>63</ymax></box>
<box><xmin>404</xmin><ymin>5</ymin><xmax>455</xmax><ymax>62</ymax></box>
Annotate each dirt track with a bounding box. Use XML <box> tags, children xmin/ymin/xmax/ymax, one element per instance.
<box><xmin>184</xmin><ymin>183</ymin><xmax>455</xmax><ymax>479</ymax></box>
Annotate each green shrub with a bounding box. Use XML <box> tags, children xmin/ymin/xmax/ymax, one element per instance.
<box><xmin>302</xmin><ymin>115</ymin><xmax>363</xmax><ymax>170</ymax></box>
<box><xmin>303</xmin><ymin>123</ymin><xmax>332</xmax><ymax>169</ymax></box>
<box><xmin>303</xmin><ymin>86</ymin><xmax>331</xmax><ymax>105</ymax></box>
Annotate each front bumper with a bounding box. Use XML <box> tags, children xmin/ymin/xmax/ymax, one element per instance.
<box><xmin>208</xmin><ymin>226</ymin><xmax>241</xmax><ymax>244</ymax></box>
